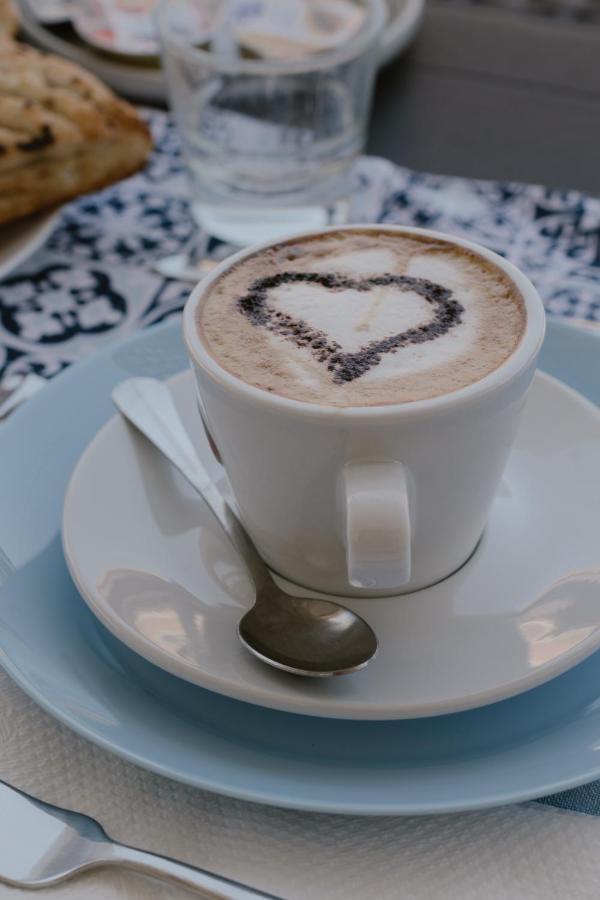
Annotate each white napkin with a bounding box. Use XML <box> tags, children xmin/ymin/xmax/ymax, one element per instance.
<box><xmin>1</xmin><ymin>667</ymin><xmax>600</xmax><ymax>899</ymax></box>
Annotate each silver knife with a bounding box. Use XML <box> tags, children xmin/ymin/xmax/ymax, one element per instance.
<box><xmin>0</xmin><ymin>780</ymin><xmax>280</xmax><ymax>899</ymax></box>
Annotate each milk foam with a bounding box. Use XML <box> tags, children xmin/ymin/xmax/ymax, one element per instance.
<box><xmin>198</xmin><ymin>230</ymin><xmax>526</xmax><ymax>406</ymax></box>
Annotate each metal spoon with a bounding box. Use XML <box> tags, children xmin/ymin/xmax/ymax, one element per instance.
<box><xmin>112</xmin><ymin>377</ymin><xmax>378</xmax><ymax>677</ymax></box>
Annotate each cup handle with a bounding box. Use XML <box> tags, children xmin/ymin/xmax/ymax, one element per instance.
<box><xmin>342</xmin><ymin>461</ymin><xmax>411</xmax><ymax>591</ymax></box>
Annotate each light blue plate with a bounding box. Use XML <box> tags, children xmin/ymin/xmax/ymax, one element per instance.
<box><xmin>1</xmin><ymin>317</ymin><xmax>599</xmax><ymax>816</ymax></box>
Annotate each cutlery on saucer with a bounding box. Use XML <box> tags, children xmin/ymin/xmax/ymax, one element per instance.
<box><xmin>152</xmin><ymin>229</ymin><xmax>214</xmax><ymax>282</ymax></box>
<box><xmin>0</xmin><ymin>779</ymin><xmax>278</xmax><ymax>898</ymax></box>
<box><xmin>112</xmin><ymin>376</ymin><xmax>378</xmax><ymax>677</ymax></box>
<box><xmin>152</xmin><ymin>230</ymin><xmax>236</xmax><ymax>282</ymax></box>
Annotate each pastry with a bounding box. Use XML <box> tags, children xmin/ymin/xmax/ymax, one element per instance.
<box><xmin>0</xmin><ymin>39</ymin><xmax>152</xmax><ymax>225</ymax></box>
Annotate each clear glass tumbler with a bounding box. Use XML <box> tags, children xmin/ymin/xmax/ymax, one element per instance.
<box><xmin>156</xmin><ymin>0</ymin><xmax>386</xmax><ymax>249</ymax></box>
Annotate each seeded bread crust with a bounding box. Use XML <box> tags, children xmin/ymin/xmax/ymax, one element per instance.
<box><xmin>0</xmin><ymin>0</ymin><xmax>18</xmax><ymax>38</ymax></box>
<box><xmin>0</xmin><ymin>39</ymin><xmax>152</xmax><ymax>225</ymax></box>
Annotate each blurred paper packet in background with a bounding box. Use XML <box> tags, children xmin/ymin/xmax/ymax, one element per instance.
<box><xmin>231</xmin><ymin>0</ymin><xmax>368</xmax><ymax>60</ymax></box>
<box><xmin>73</xmin><ymin>0</ymin><xmax>160</xmax><ymax>57</ymax></box>
<box><xmin>70</xmin><ymin>0</ymin><xmax>369</xmax><ymax>61</ymax></box>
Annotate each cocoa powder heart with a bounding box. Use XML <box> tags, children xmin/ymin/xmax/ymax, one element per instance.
<box><xmin>238</xmin><ymin>272</ymin><xmax>464</xmax><ymax>383</ymax></box>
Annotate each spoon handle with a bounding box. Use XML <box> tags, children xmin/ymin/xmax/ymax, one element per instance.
<box><xmin>112</xmin><ymin>377</ymin><xmax>273</xmax><ymax>589</ymax></box>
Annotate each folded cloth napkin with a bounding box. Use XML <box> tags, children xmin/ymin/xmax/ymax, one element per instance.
<box><xmin>1</xmin><ymin>110</ymin><xmax>600</xmax><ymax>899</ymax></box>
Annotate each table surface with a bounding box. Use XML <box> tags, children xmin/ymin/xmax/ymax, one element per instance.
<box><xmin>1</xmin><ymin>11</ymin><xmax>599</xmax><ymax>897</ymax></box>
<box><xmin>369</xmin><ymin>2</ymin><xmax>600</xmax><ymax>195</ymax></box>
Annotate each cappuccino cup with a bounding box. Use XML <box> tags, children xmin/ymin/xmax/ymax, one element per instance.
<box><xmin>183</xmin><ymin>225</ymin><xmax>545</xmax><ymax>596</ymax></box>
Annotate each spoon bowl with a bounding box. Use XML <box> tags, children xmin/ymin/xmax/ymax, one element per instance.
<box><xmin>239</xmin><ymin>593</ymin><xmax>378</xmax><ymax>677</ymax></box>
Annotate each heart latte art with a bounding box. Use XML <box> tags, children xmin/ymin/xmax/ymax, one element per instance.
<box><xmin>198</xmin><ymin>230</ymin><xmax>527</xmax><ymax>407</ymax></box>
<box><xmin>237</xmin><ymin>271</ymin><xmax>464</xmax><ymax>385</ymax></box>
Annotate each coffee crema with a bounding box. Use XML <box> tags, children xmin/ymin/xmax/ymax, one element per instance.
<box><xmin>197</xmin><ymin>230</ymin><xmax>527</xmax><ymax>407</ymax></box>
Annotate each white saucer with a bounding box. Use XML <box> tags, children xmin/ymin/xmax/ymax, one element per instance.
<box><xmin>0</xmin><ymin>209</ymin><xmax>60</xmax><ymax>282</ymax></box>
<box><xmin>62</xmin><ymin>370</ymin><xmax>600</xmax><ymax>720</ymax></box>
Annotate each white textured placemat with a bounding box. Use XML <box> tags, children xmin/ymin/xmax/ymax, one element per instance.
<box><xmin>1</xmin><ymin>668</ymin><xmax>600</xmax><ymax>900</ymax></box>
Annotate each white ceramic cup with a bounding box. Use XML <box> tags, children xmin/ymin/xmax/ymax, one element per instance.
<box><xmin>183</xmin><ymin>225</ymin><xmax>546</xmax><ymax>597</ymax></box>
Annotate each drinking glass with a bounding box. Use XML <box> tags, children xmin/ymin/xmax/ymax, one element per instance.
<box><xmin>155</xmin><ymin>0</ymin><xmax>386</xmax><ymax>272</ymax></box>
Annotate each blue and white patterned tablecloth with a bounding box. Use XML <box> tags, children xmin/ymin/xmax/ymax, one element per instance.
<box><xmin>1</xmin><ymin>109</ymin><xmax>599</xmax><ymax>384</ymax></box>
<box><xmin>1</xmin><ymin>109</ymin><xmax>600</xmax><ymax>823</ymax></box>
